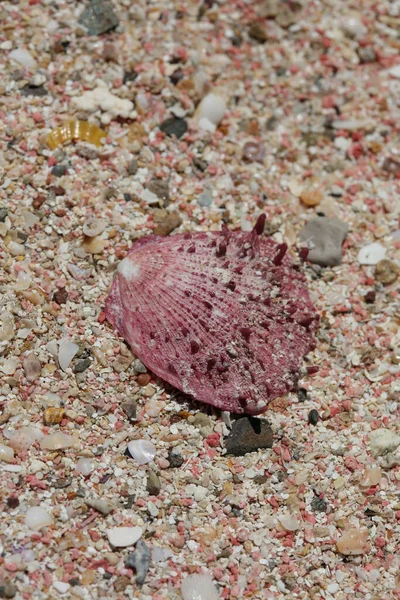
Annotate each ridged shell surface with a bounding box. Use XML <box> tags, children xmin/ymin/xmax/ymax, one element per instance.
<box><xmin>105</xmin><ymin>220</ymin><xmax>318</xmax><ymax>415</ymax></box>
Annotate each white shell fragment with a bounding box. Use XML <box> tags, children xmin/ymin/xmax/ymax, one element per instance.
<box><xmin>76</xmin><ymin>457</ymin><xmax>94</xmax><ymax>476</ymax></box>
<box><xmin>9</xmin><ymin>48</ymin><xmax>37</xmax><ymax>69</ymax></box>
<box><xmin>127</xmin><ymin>439</ymin><xmax>157</xmax><ymax>465</ymax></box>
<box><xmin>25</xmin><ymin>506</ymin><xmax>53</xmax><ymax>530</ymax></box>
<box><xmin>181</xmin><ymin>573</ymin><xmax>220</xmax><ymax>600</ymax></box>
<box><xmin>279</xmin><ymin>514</ymin><xmax>300</xmax><ymax>532</ymax></box>
<box><xmin>58</xmin><ymin>340</ymin><xmax>79</xmax><ymax>371</ymax></box>
<box><xmin>196</xmin><ymin>93</ymin><xmax>226</xmax><ymax>132</ymax></box>
<box><xmin>107</xmin><ymin>526</ymin><xmax>143</xmax><ymax>548</ymax></box>
<box><xmin>40</xmin><ymin>432</ymin><xmax>76</xmax><ymax>451</ymax></box>
<box><xmin>357</xmin><ymin>243</ymin><xmax>386</xmax><ymax>265</ymax></box>
<box><xmin>0</xmin><ymin>443</ymin><xmax>15</xmax><ymax>463</ymax></box>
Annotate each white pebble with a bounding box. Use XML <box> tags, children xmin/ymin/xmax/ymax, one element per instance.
<box><xmin>25</xmin><ymin>506</ymin><xmax>53</xmax><ymax>530</ymax></box>
<box><xmin>40</xmin><ymin>432</ymin><xmax>76</xmax><ymax>451</ymax></box>
<box><xmin>279</xmin><ymin>514</ymin><xmax>300</xmax><ymax>531</ymax></box>
<box><xmin>0</xmin><ymin>357</ymin><xmax>19</xmax><ymax>375</ymax></box>
<box><xmin>127</xmin><ymin>439</ymin><xmax>156</xmax><ymax>465</ymax></box>
<box><xmin>106</xmin><ymin>526</ymin><xmax>143</xmax><ymax>548</ymax></box>
<box><xmin>181</xmin><ymin>573</ymin><xmax>219</xmax><ymax>600</ymax></box>
<box><xmin>58</xmin><ymin>340</ymin><xmax>79</xmax><ymax>371</ymax></box>
<box><xmin>387</xmin><ymin>65</ymin><xmax>400</xmax><ymax>79</ymax></box>
<box><xmin>53</xmin><ymin>581</ymin><xmax>70</xmax><ymax>594</ymax></box>
<box><xmin>76</xmin><ymin>457</ymin><xmax>94</xmax><ymax>476</ymax></box>
<box><xmin>196</xmin><ymin>93</ymin><xmax>226</xmax><ymax>126</ymax></box>
<box><xmin>327</xmin><ymin>582</ymin><xmax>339</xmax><ymax>594</ymax></box>
<box><xmin>357</xmin><ymin>242</ymin><xmax>386</xmax><ymax>265</ymax></box>
<box><xmin>0</xmin><ymin>443</ymin><xmax>15</xmax><ymax>463</ymax></box>
<box><xmin>9</xmin><ymin>48</ymin><xmax>37</xmax><ymax>69</ymax></box>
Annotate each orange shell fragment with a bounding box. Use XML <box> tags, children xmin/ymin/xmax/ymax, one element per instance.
<box><xmin>46</xmin><ymin>120</ymin><xmax>106</xmax><ymax>149</ymax></box>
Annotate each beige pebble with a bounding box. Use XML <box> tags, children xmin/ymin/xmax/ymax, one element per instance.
<box><xmin>360</xmin><ymin>467</ymin><xmax>381</xmax><ymax>487</ymax></box>
<box><xmin>336</xmin><ymin>527</ymin><xmax>368</xmax><ymax>555</ymax></box>
<box><xmin>300</xmin><ymin>187</ymin><xmax>323</xmax><ymax>207</ymax></box>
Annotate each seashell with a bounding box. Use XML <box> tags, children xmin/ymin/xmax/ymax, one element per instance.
<box><xmin>0</xmin><ymin>443</ymin><xmax>15</xmax><ymax>463</ymax></box>
<box><xmin>47</xmin><ymin>120</ymin><xmax>106</xmax><ymax>150</ymax></box>
<box><xmin>181</xmin><ymin>573</ymin><xmax>220</xmax><ymax>600</ymax></box>
<box><xmin>127</xmin><ymin>439</ymin><xmax>157</xmax><ymax>465</ymax></box>
<box><xmin>58</xmin><ymin>340</ymin><xmax>79</xmax><ymax>372</ymax></box>
<box><xmin>105</xmin><ymin>215</ymin><xmax>318</xmax><ymax>415</ymax></box>
<box><xmin>83</xmin><ymin>217</ymin><xmax>107</xmax><ymax>238</ymax></box>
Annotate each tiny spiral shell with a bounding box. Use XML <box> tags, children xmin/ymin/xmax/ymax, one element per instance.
<box><xmin>46</xmin><ymin>120</ymin><xmax>106</xmax><ymax>149</ymax></box>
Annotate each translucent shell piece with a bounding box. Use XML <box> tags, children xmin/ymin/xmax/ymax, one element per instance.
<box><xmin>105</xmin><ymin>216</ymin><xmax>319</xmax><ymax>415</ymax></box>
<box><xmin>46</xmin><ymin>120</ymin><xmax>106</xmax><ymax>149</ymax></box>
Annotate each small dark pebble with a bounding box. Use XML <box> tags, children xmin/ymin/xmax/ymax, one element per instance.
<box><xmin>127</xmin><ymin>158</ymin><xmax>138</xmax><ymax>175</ymax></box>
<box><xmin>248</xmin><ymin>20</ymin><xmax>268</xmax><ymax>43</ymax></box>
<box><xmin>99</xmin><ymin>472</ymin><xmax>112</xmax><ymax>484</ymax></box>
<box><xmin>357</xmin><ymin>47</ymin><xmax>376</xmax><ymax>64</ymax></box>
<box><xmin>147</xmin><ymin>177</ymin><xmax>170</xmax><ymax>207</ymax></box>
<box><xmin>124</xmin><ymin>193</ymin><xmax>133</xmax><ymax>202</ymax></box>
<box><xmin>73</xmin><ymin>358</ymin><xmax>91</xmax><ymax>374</ymax></box>
<box><xmin>103</xmin><ymin>573</ymin><xmax>112</xmax><ymax>580</ymax></box>
<box><xmin>93</xmin><ymin>445</ymin><xmax>104</xmax><ymax>456</ymax></box>
<box><xmin>78</xmin><ymin>0</ymin><xmax>119</xmax><ymax>36</ymax></box>
<box><xmin>21</xmin><ymin>84</ymin><xmax>48</xmax><ymax>97</ymax></box>
<box><xmin>364</xmin><ymin>290</ymin><xmax>376</xmax><ymax>304</ymax></box>
<box><xmin>48</xmin><ymin>185</ymin><xmax>66</xmax><ymax>196</ymax></box>
<box><xmin>0</xmin><ymin>582</ymin><xmax>17</xmax><ymax>599</ymax></box>
<box><xmin>297</xmin><ymin>388</ymin><xmax>308</xmax><ymax>402</ymax></box>
<box><xmin>53</xmin><ymin>476</ymin><xmax>72</xmax><ymax>489</ymax></box>
<box><xmin>311</xmin><ymin>496</ymin><xmax>328</xmax><ymax>513</ymax></box>
<box><xmin>113</xmin><ymin>576</ymin><xmax>130</xmax><ymax>592</ymax></box>
<box><xmin>193</xmin><ymin>156</ymin><xmax>208</xmax><ymax>171</ymax></box>
<box><xmin>232</xmin><ymin>507</ymin><xmax>242</xmax><ymax>517</ymax></box>
<box><xmin>265</xmin><ymin>115</ymin><xmax>278</xmax><ymax>131</ymax></box>
<box><xmin>6</xmin><ymin>497</ymin><xmax>19</xmax><ymax>509</ymax></box>
<box><xmin>364</xmin><ymin>507</ymin><xmax>379</xmax><ymax>518</ymax></box>
<box><xmin>123</xmin><ymin>71</ymin><xmax>138</xmax><ymax>84</ymax></box>
<box><xmin>124</xmin><ymin>494</ymin><xmax>135</xmax><ymax>509</ymax></box>
<box><xmin>53</xmin><ymin>288</ymin><xmax>68</xmax><ymax>305</ymax></box>
<box><xmin>159</xmin><ymin>117</ymin><xmax>187</xmax><ymax>139</ymax></box>
<box><xmin>308</xmin><ymin>409</ymin><xmax>319</xmax><ymax>425</ymax></box>
<box><xmin>0</xmin><ymin>208</ymin><xmax>8</xmax><ymax>222</ymax></box>
<box><xmin>17</xmin><ymin>231</ymin><xmax>28</xmax><ymax>243</ymax></box>
<box><xmin>167</xmin><ymin>449</ymin><xmax>184</xmax><ymax>468</ymax></box>
<box><xmin>224</xmin><ymin>416</ymin><xmax>273</xmax><ymax>456</ymax></box>
<box><xmin>76</xmin><ymin>487</ymin><xmax>86</xmax><ymax>498</ymax></box>
<box><xmin>68</xmin><ymin>579</ymin><xmax>81</xmax><ymax>587</ymax></box>
<box><xmin>146</xmin><ymin>470</ymin><xmax>161</xmax><ymax>495</ymax></box>
<box><xmin>121</xmin><ymin>400</ymin><xmax>137</xmax><ymax>421</ymax></box>
<box><xmin>253</xmin><ymin>474</ymin><xmax>269</xmax><ymax>484</ymax></box>
<box><xmin>32</xmin><ymin>194</ymin><xmax>46</xmax><ymax>209</ymax></box>
<box><xmin>382</xmin><ymin>157</ymin><xmax>400</xmax><ymax>177</ymax></box>
<box><xmin>217</xmin><ymin>548</ymin><xmax>231</xmax><ymax>559</ymax></box>
<box><xmin>170</xmin><ymin>67</ymin><xmax>184</xmax><ymax>85</ymax></box>
<box><xmin>51</xmin><ymin>164</ymin><xmax>67</xmax><ymax>177</ymax></box>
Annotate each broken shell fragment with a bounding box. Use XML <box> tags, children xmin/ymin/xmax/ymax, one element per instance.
<box><xmin>47</xmin><ymin>120</ymin><xmax>106</xmax><ymax>150</ymax></box>
<box><xmin>105</xmin><ymin>216</ymin><xmax>318</xmax><ymax>415</ymax></box>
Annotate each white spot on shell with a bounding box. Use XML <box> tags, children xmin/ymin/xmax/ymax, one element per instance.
<box><xmin>118</xmin><ymin>256</ymin><xmax>140</xmax><ymax>280</ymax></box>
<box><xmin>127</xmin><ymin>439</ymin><xmax>156</xmax><ymax>465</ymax></box>
<box><xmin>181</xmin><ymin>573</ymin><xmax>220</xmax><ymax>600</ymax></box>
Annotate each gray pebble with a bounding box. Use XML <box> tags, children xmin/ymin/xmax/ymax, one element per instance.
<box><xmin>0</xmin><ymin>208</ymin><xmax>8</xmax><ymax>222</ymax></box>
<box><xmin>0</xmin><ymin>582</ymin><xmax>17</xmax><ymax>599</ymax></box>
<box><xmin>73</xmin><ymin>358</ymin><xmax>91</xmax><ymax>374</ymax></box>
<box><xmin>298</xmin><ymin>217</ymin><xmax>349</xmax><ymax>266</ymax></box>
<box><xmin>125</xmin><ymin>540</ymin><xmax>151</xmax><ymax>586</ymax></box>
<box><xmin>51</xmin><ymin>164</ymin><xmax>67</xmax><ymax>177</ymax></box>
<box><xmin>78</xmin><ymin>0</ymin><xmax>119</xmax><ymax>35</ymax></box>
<box><xmin>22</xmin><ymin>353</ymin><xmax>42</xmax><ymax>382</ymax></box>
<box><xmin>224</xmin><ymin>416</ymin><xmax>273</xmax><ymax>456</ymax></box>
<box><xmin>198</xmin><ymin>191</ymin><xmax>213</xmax><ymax>207</ymax></box>
<box><xmin>133</xmin><ymin>359</ymin><xmax>148</xmax><ymax>374</ymax></box>
<box><xmin>147</xmin><ymin>178</ymin><xmax>170</xmax><ymax>207</ymax></box>
<box><xmin>127</xmin><ymin>158</ymin><xmax>138</xmax><ymax>175</ymax></box>
<box><xmin>121</xmin><ymin>400</ymin><xmax>137</xmax><ymax>421</ymax></box>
